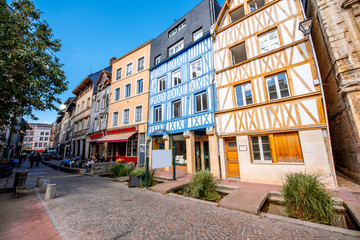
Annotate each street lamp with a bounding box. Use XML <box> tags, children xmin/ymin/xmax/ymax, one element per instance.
<box><xmin>299</xmin><ymin>18</ymin><xmax>313</xmax><ymax>36</ymax></box>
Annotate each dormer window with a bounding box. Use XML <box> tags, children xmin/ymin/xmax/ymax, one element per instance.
<box><xmin>169</xmin><ymin>40</ymin><xmax>184</xmax><ymax>57</ymax></box>
<box><xmin>168</xmin><ymin>20</ymin><xmax>186</xmax><ymax>38</ymax></box>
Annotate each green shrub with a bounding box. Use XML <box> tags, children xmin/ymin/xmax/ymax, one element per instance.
<box><xmin>141</xmin><ymin>169</ymin><xmax>156</xmax><ymax>188</ymax></box>
<box><xmin>185</xmin><ymin>170</ymin><xmax>220</xmax><ymax>200</ymax></box>
<box><xmin>130</xmin><ymin>168</ymin><xmax>146</xmax><ymax>177</ymax></box>
<box><xmin>111</xmin><ymin>163</ymin><xmax>134</xmax><ymax>178</ymax></box>
<box><xmin>282</xmin><ymin>172</ymin><xmax>335</xmax><ymax>224</ymax></box>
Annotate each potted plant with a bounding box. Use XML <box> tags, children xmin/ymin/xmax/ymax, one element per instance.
<box><xmin>129</xmin><ymin>168</ymin><xmax>146</xmax><ymax>188</ymax></box>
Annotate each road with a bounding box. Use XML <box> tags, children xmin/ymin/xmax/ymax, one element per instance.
<box><xmin>1</xmin><ymin>161</ymin><xmax>358</xmax><ymax>240</ymax></box>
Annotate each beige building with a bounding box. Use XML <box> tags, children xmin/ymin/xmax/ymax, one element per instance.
<box><xmin>213</xmin><ymin>0</ymin><xmax>337</xmax><ymax>187</ymax></box>
<box><xmin>304</xmin><ymin>0</ymin><xmax>360</xmax><ymax>182</ymax></box>
<box><xmin>104</xmin><ymin>41</ymin><xmax>152</xmax><ymax>165</ymax></box>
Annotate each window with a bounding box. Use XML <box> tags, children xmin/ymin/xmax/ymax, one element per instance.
<box><xmin>158</xmin><ymin>76</ymin><xmax>166</xmax><ymax>92</ymax></box>
<box><xmin>155</xmin><ymin>55</ymin><xmax>161</xmax><ymax>65</ymax></box>
<box><xmin>195</xmin><ymin>92</ymin><xmax>208</xmax><ymax>112</ymax></box>
<box><xmin>77</xmin><ymin>105</ymin><xmax>80</xmax><ymax>113</ymax></box>
<box><xmin>250</xmin><ymin>132</ymin><xmax>303</xmax><ymax>163</ymax></box>
<box><xmin>190</xmin><ymin>58</ymin><xmax>202</xmax><ymax>79</ymax></box>
<box><xmin>44</xmin><ymin>143</ymin><xmax>48</xmax><ymax>147</ymax></box>
<box><xmin>135</xmin><ymin>106</ymin><xmax>142</xmax><ymax>122</ymax></box>
<box><xmin>102</xmin><ymin>96</ymin><xmax>106</xmax><ymax>109</ymax></box>
<box><xmin>172</xmin><ymin>69</ymin><xmax>181</xmax><ymax>86</ymax></box>
<box><xmin>178</xmin><ymin>21</ymin><xmax>186</xmax><ymax>30</ymax></box>
<box><xmin>266</xmin><ymin>73</ymin><xmax>290</xmax><ymax>100</ymax></box>
<box><xmin>230</xmin><ymin>42</ymin><xmax>247</xmax><ymax>65</ymax></box>
<box><xmin>248</xmin><ymin>0</ymin><xmax>265</xmax><ymax>13</ymax></box>
<box><xmin>24</xmin><ymin>137</ymin><xmax>27</xmax><ymax>142</ymax></box>
<box><xmin>123</xmin><ymin>109</ymin><xmax>130</xmax><ymax>125</ymax></box>
<box><xmin>230</xmin><ymin>6</ymin><xmax>245</xmax><ymax>23</ymax></box>
<box><xmin>39</xmin><ymin>143</ymin><xmax>43</xmax><ymax>147</ymax></box>
<box><xmin>87</xmin><ymin>97</ymin><xmax>90</xmax><ymax>107</ymax></box>
<box><xmin>251</xmin><ymin>135</ymin><xmax>272</xmax><ymax>161</ymax></box>
<box><xmin>40</xmin><ymin>132</ymin><xmax>44</xmax><ymax>135</ymax></box>
<box><xmin>139</xmin><ymin>133</ymin><xmax>146</xmax><ymax>165</ymax></box>
<box><xmin>125</xmin><ymin>84</ymin><xmax>131</xmax><ymax>98</ymax></box>
<box><xmin>114</xmin><ymin>87</ymin><xmax>120</xmax><ymax>101</ymax></box>
<box><xmin>112</xmin><ymin>112</ymin><xmax>118</xmax><ymax>127</ymax></box>
<box><xmin>169</xmin><ymin>28</ymin><xmax>177</xmax><ymax>38</ymax></box>
<box><xmin>259</xmin><ymin>29</ymin><xmax>280</xmax><ymax>54</ymax></box>
<box><xmin>96</xmin><ymin>100</ymin><xmax>100</xmax><ymax>112</ymax></box>
<box><xmin>29</xmin><ymin>137</ymin><xmax>33</xmax><ymax>142</ymax></box>
<box><xmin>137</xmin><ymin>57</ymin><xmax>145</xmax><ymax>72</ymax></box>
<box><xmin>168</xmin><ymin>40</ymin><xmax>184</xmax><ymax>57</ymax></box>
<box><xmin>116</xmin><ymin>68</ymin><xmax>122</xmax><ymax>80</ymax></box>
<box><xmin>81</xmin><ymin>101</ymin><xmax>84</xmax><ymax>111</ymax></box>
<box><xmin>28</xmin><ymin>144</ymin><xmax>32</xmax><ymax>148</ymax></box>
<box><xmin>45</xmin><ymin>132</ymin><xmax>49</xmax><ymax>135</ymax></box>
<box><xmin>126</xmin><ymin>63</ymin><xmax>132</xmax><ymax>76</ymax></box>
<box><xmin>173</xmin><ymin>101</ymin><xmax>181</xmax><ymax>118</ymax></box>
<box><xmin>193</xmin><ymin>28</ymin><xmax>203</xmax><ymax>42</ymax></box>
<box><xmin>154</xmin><ymin>106</ymin><xmax>162</xmax><ymax>122</ymax></box>
<box><xmin>235</xmin><ymin>82</ymin><xmax>253</xmax><ymax>107</ymax></box>
<box><xmin>45</xmin><ymin>137</ymin><xmax>48</xmax><ymax>141</ymax></box>
<box><xmin>126</xmin><ymin>135</ymin><xmax>138</xmax><ymax>157</ymax></box>
<box><xmin>35</xmin><ymin>143</ymin><xmax>38</xmax><ymax>147</ymax></box>
<box><xmin>136</xmin><ymin>79</ymin><xmax>144</xmax><ymax>94</ymax></box>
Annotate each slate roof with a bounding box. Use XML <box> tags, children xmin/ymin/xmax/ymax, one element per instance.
<box><xmin>87</xmin><ymin>66</ymin><xmax>111</xmax><ymax>92</ymax></box>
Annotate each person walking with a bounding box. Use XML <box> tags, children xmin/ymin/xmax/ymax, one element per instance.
<box><xmin>30</xmin><ymin>153</ymin><xmax>35</xmax><ymax>168</ymax></box>
<box><xmin>35</xmin><ymin>153</ymin><xmax>41</xmax><ymax>167</ymax></box>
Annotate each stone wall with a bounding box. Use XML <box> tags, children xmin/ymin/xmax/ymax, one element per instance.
<box><xmin>90</xmin><ymin>162</ymin><xmax>116</xmax><ymax>175</ymax></box>
<box><xmin>306</xmin><ymin>0</ymin><xmax>360</xmax><ymax>182</ymax></box>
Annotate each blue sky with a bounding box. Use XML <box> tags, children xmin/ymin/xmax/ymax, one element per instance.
<box><xmin>11</xmin><ymin>0</ymin><xmax>225</xmax><ymax>124</ymax></box>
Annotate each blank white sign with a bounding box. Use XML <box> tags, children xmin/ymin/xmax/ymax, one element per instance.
<box><xmin>152</xmin><ymin>150</ymin><xmax>172</xmax><ymax>169</ymax></box>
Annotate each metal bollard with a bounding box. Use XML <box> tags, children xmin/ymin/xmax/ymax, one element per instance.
<box><xmin>45</xmin><ymin>184</ymin><xmax>56</xmax><ymax>200</ymax></box>
<box><xmin>40</xmin><ymin>179</ymin><xmax>50</xmax><ymax>193</ymax></box>
<box><xmin>36</xmin><ymin>176</ymin><xmax>45</xmax><ymax>187</ymax></box>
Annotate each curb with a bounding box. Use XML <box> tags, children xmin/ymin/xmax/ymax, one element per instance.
<box><xmin>167</xmin><ymin>193</ymin><xmax>219</xmax><ymax>207</ymax></box>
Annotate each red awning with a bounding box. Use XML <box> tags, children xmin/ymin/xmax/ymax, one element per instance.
<box><xmin>96</xmin><ymin>131</ymin><xmax>136</xmax><ymax>143</ymax></box>
<box><xmin>36</xmin><ymin>150</ymin><xmax>45</xmax><ymax>152</ymax></box>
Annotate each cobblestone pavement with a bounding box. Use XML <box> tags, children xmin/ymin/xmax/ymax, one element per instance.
<box><xmin>16</xmin><ymin>162</ymin><xmax>358</xmax><ymax>240</ymax></box>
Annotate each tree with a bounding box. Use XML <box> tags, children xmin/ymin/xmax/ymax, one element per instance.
<box><xmin>0</xmin><ymin>0</ymin><xmax>68</xmax><ymax>132</ymax></box>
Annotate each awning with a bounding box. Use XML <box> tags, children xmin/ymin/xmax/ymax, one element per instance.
<box><xmin>96</xmin><ymin>131</ymin><xmax>136</xmax><ymax>143</ymax></box>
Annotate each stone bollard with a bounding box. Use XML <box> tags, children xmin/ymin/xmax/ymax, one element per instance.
<box><xmin>36</xmin><ymin>176</ymin><xmax>45</xmax><ymax>187</ymax></box>
<box><xmin>0</xmin><ymin>178</ymin><xmax>8</xmax><ymax>189</ymax></box>
<box><xmin>40</xmin><ymin>179</ymin><xmax>50</xmax><ymax>193</ymax></box>
<box><xmin>45</xmin><ymin>184</ymin><xmax>56</xmax><ymax>200</ymax></box>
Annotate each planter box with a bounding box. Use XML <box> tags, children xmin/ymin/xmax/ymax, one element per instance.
<box><xmin>129</xmin><ymin>174</ymin><xmax>142</xmax><ymax>188</ymax></box>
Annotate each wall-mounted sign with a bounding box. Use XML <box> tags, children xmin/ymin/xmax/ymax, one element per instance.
<box><xmin>239</xmin><ymin>145</ymin><xmax>247</xmax><ymax>151</ymax></box>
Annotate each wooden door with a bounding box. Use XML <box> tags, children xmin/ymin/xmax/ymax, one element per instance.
<box><xmin>225</xmin><ymin>138</ymin><xmax>240</xmax><ymax>178</ymax></box>
<box><xmin>195</xmin><ymin>142</ymin><xmax>201</xmax><ymax>171</ymax></box>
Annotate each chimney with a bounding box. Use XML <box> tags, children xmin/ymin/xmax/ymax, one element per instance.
<box><xmin>109</xmin><ymin>57</ymin><xmax>116</xmax><ymax>66</ymax></box>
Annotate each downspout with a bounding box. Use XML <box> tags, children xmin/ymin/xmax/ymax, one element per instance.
<box><xmin>299</xmin><ymin>0</ymin><xmax>338</xmax><ymax>188</ymax></box>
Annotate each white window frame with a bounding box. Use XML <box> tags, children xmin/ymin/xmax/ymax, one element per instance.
<box><xmin>112</xmin><ymin>111</ymin><xmax>119</xmax><ymax>127</ymax></box>
<box><xmin>168</xmin><ymin>40</ymin><xmax>184</xmax><ymax>57</ymax></box>
<box><xmin>193</xmin><ymin>28</ymin><xmax>203</xmax><ymax>42</ymax></box>
<box><xmin>266</xmin><ymin>73</ymin><xmax>290</xmax><ymax>101</ymax></box>
<box><xmin>234</xmin><ymin>82</ymin><xmax>253</xmax><ymax>107</ymax></box>
<box><xmin>195</xmin><ymin>91</ymin><xmax>208</xmax><ymax>113</ymax></box>
<box><xmin>154</xmin><ymin>106</ymin><xmax>162</xmax><ymax>122</ymax></box>
<box><xmin>123</xmin><ymin>108</ymin><xmax>130</xmax><ymax>125</ymax></box>
<box><xmin>125</xmin><ymin>83</ymin><xmax>131</xmax><ymax>98</ymax></box>
<box><xmin>172</xmin><ymin>69</ymin><xmax>181</xmax><ymax>86</ymax></box>
<box><xmin>114</xmin><ymin>87</ymin><xmax>121</xmax><ymax>101</ymax></box>
<box><xmin>101</xmin><ymin>96</ymin><xmax>106</xmax><ymax>109</ymax></box>
<box><xmin>251</xmin><ymin>135</ymin><xmax>272</xmax><ymax>162</ymax></box>
<box><xmin>137</xmin><ymin>56</ymin><xmax>145</xmax><ymax>72</ymax></box>
<box><xmin>158</xmin><ymin>76</ymin><xmax>166</xmax><ymax>92</ymax></box>
<box><xmin>178</xmin><ymin>21</ymin><xmax>186</xmax><ymax>30</ymax></box>
<box><xmin>136</xmin><ymin>79</ymin><xmax>144</xmax><ymax>94</ymax></box>
<box><xmin>172</xmin><ymin>100</ymin><xmax>181</xmax><ymax>118</ymax></box>
<box><xmin>116</xmin><ymin>67</ymin><xmax>122</xmax><ymax>81</ymax></box>
<box><xmin>155</xmin><ymin>55</ymin><xmax>161</xmax><ymax>65</ymax></box>
<box><xmin>258</xmin><ymin>29</ymin><xmax>280</xmax><ymax>54</ymax></box>
<box><xmin>134</xmin><ymin>105</ymin><xmax>143</xmax><ymax>123</ymax></box>
<box><xmin>190</xmin><ymin>58</ymin><xmax>202</xmax><ymax>79</ymax></box>
<box><xmin>126</xmin><ymin>62</ymin><xmax>133</xmax><ymax>77</ymax></box>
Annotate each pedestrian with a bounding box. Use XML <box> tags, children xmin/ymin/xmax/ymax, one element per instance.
<box><xmin>30</xmin><ymin>153</ymin><xmax>35</xmax><ymax>168</ymax></box>
<box><xmin>35</xmin><ymin>153</ymin><xmax>41</xmax><ymax>167</ymax></box>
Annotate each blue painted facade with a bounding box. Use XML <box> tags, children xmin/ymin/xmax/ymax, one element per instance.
<box><xmin>148</xmin><ymin>34</ymin><xmax>216</xmax><ymax>136</ymax></box>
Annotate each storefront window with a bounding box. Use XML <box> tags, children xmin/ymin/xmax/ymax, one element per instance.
<box><xmin>174</xmin><ymin>140</ymin><xmax>186</xmax><ymax>165</ymax></box>
<box><xmin>153</xmin><ymin>137</ymin><xmax>165</xmax><ymax>150</ymax></box>
<box><xmin>126</xmin><ymin>135</ymin><xmax>138</xmax><ymax>157</ymax></box>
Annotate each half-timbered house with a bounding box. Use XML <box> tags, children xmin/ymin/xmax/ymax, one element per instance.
<box><xmin>213</xmin><ymin>0</ymin><xmax>337</xmax><ymax>187</ymax></box>
<box><xmin>148</xmin><ymin>0</ymin><xmax>222</xmax><ymax>176</ymax></box>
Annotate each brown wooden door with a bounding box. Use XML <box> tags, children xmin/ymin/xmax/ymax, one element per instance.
<box><xmin>225</xmin><ymin>138</ymin><xmax>240</xmax><ymax>178</ymax></box>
